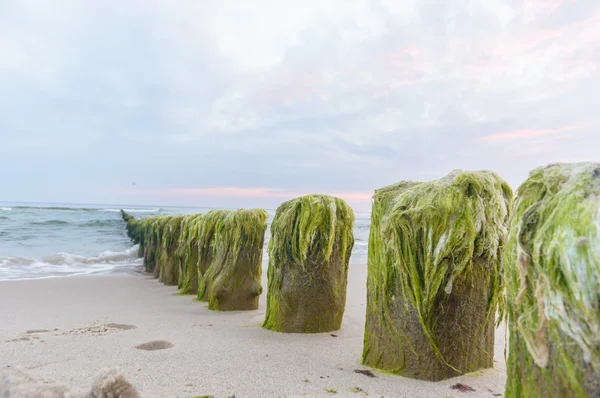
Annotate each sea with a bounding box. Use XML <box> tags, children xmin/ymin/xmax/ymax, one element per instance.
<box><xmin>0</xmin><ymin>202</ymin><xmax>370</xmax><ymax>281</ymax></box>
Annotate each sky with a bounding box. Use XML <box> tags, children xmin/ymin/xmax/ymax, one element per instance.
<box><xmin>0</xmin><ymin>0</ymin><xmax>598</xmax><ymax>213</ymax></box>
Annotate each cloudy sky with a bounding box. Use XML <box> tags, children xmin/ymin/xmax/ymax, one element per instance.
<box><xmin>0</xmin><ymin>0</ymin><xmax>598</xmax><ymax>212</ymax></box>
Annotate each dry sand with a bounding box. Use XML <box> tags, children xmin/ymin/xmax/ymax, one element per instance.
<box><xmin>0</xmin><ymin>264</ymin><xmax>507</xmax><ymax>397</ymax></box>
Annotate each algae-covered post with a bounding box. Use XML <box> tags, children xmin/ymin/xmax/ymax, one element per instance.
<box><xmin>152</xmin><ymin>216</ymin><xmax>173</xmax><ymax>279</ymax></box>
<box><xmin>196</xmin><ymin>210</ymin><xmax>231</xmax><ymax>301</ymax></box>
<box><xmin>137</xmin><ymin>216</ymin><xmax>159</xmax><ymax>273</ymax></box>
<box><xmin>143</xmin><ymin>217</ymin><xmax>170</xmax><ymax>276</ymax></box>
<box><xmin>503</xmin><ymin>163</ymin><xmax>600</xmax><ymax>397</ymax></box>
<box><xmin>362</xmin><ymin>170</ymin><xmax>513</xmax><ymax>381</ymax></box>
<box><xmin>158</xmin><ymin>216</ymin><xmax>183</xmax><ymax>286</ymax></box>
<box><xmin>120</xmin><ymin>209</ymin><xmax>134</xmax><ymax>224</ymax></box>
<box><xmin>120</xmin><ymin>210</ymin><xmax>140</xmax><ymax>244</ymax></box>
<box><xmin>175</xmin><ymin>214</ymin><xmax>204</xmax><ymax>294</ymax></box>
<box><xmin>125</xmin><ymin>217</ymin><xmax>146</xmax><ymax>258</ymax></box>
<box><xmin>263</xmin><ymin>194</ymin><xmax>355</xmax><ymax>333</ymax></box>
<box><xmin>200</xmin><ymin>209</ymin><xmax>268</xmax><ymax>311</ymax></box>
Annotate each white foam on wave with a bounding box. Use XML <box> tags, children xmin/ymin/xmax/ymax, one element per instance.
<box><xmin>101</xmin><ymin>208</ymin><xmax>161</xmax><ymax>213</ymax></box>
<box><xmin>0</xmin><ymin>207</ymin><xmax>12</xmax><ymax>211</ymax></box>
<box><xmin>0</xmin><ymin>245</ymin><xmax>142</xmax><ymax>281</ymax></box>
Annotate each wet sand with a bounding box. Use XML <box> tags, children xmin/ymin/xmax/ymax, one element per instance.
<box><xmin>0</xmin><ymin>264</ymin><xmax>507</xmax><ymax>397</ymax></box>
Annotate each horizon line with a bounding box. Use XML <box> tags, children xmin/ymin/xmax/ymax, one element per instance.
<box><xmin>0</xmin><ymin>199</ymin><xmax>374</xmax><ymax>215</ymax></box>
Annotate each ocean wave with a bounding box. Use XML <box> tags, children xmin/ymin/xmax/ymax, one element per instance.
<box><xmin>0</xmin><ymin>246</ymin><xmax>141</xmax><ymax>281</ymax></box>
<box><xmin>101</xmin><ymin>208</ymin><xmax>162</xmax><ymax>213</ymax></box>
<box><xmin>30</xmin><ymin>220</ymin><xmax>71</xmax><ymax>226</ymax></box>
<box><xmin>25</xmin><ymin>219</ymin><xmax>123</xmax><ymax>228</ymax></box>
<box><xmin>8</xmin><ymin>206</ymin><xmax>163</xmax><ymax>213</ymax></box>
<box><xmin>0</xmin><ymin>246</ymin><xmax>139</xmax><ymax>266</ymax></box>
<box><xmin>11</xmin><ymin>206</ymin><xmax>97</xmax><ymax>212</ymax></box>
<box><xmin>83</xmin><ymin>219</ymin><xmax>123</xmax><ymax>227</ymax></box>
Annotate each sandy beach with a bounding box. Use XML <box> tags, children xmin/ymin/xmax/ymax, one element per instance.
<box><xmin>0</xmin><ymin>263</ymin><xmax>507</xmax><ymax>398</ymax></box>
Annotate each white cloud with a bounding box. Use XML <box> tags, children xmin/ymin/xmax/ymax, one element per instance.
<box><xmin>0</xmin><ymin>0</ymin><xmax>599</xmax><ymax>205</ymax></box>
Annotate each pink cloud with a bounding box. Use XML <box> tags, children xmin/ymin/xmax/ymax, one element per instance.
<box><xmin>328</xmin><ymin>191</ymin><xmax>373</xmax><ymax>202</ymax></box>
<box><xmin>371</xmin><ymin>89</ymin><xmax>390</xmax><ymax>99</ymax></box>
<box><xmin>256</xmin><ymin>45</ymin><xmax>424</xmax><ymax>107</ymax></box>
<box><xmin>385</xmin><ymin>46</ymin><xmax>421</xmax><ymax>67</ymax></box>
<box><xmin>503</xmin><ymin>144</ymin><xmax>556</xmax><ymax>158</ymax></box>
<box><xmin>257</xmin><ymin>71</ymin><xmax>325</xmax><ymax>106</ymax></box>
<box><xmin>390</xmin><ymin>77</ymin><xmax>421</xmax><ymax>88</ymax></box>
<box><xmin>116</xmin><ymin>186</ymin><xmax>373</xmax><ymax>203</ymax></box>
<box><xmin>497</xmin><ymin>13</ymin><xmax>600</xmax><ymax>55</ymax></box>
<box><xmin>475</xmin><ymin>124</ymin><xmax>585</xmax><ymax>143</ymax></box>
<box><xmin>156</xmin><ymin>187</ymin><xmax>289</xmax><ymax>198</ymax></box>
<box><xmin>522</xmin><ymin>0</ymin><xmax>573</xmax><ymax>21</ymax></box>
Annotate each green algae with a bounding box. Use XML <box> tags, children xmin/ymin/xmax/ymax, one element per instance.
<box><xmin>158</xmin><ymin>216</ymin><xmax>183</xmax><ymax>285</ymax></box>
<box><xmin>173</xmin><ymin>214</ymin><xmax>195</xmax><ymax>289</ymax></box>
<box><xmin>126</xmin><ymin>215</ymin><xmax>173</xmax><ymax>275</ymax></box>
<box><xmin>175</xmin><ymin>214</ymin><xmax>205</xmax><ymax>294</ymax></box>
<box><xmin>120</xmin><ymin>211</ymin><xmax>220</xmax><ymax>288</ymax></box>
<box><xmin>132</xmin><ymin>216</ymin><xmax>161</xmax><ymax>273</ymax></box>
<box><xmin>121</xmin><ymin>210</ymin><xmax>145</xmax><ymax>251</ymax></box>
<box><xmin>362</xmin><ymin>170</ymin><xmax>513</xmax><ymax>381</ymax></box>
<box><xmin>263</xmin><ymin>194</ymin><xmax>355</xmax><ymax>333</ymax></box>
<box><xmin>133</xmin><ymin>218</ymin><xmax>145</xmax><ymax>257</ymax></box>
<box><xmin>121</xmin><ymin>210</ymin><xmax>137</xmax><ymax>241</ymax></box>
<box><xmin>197</xmin><ymin>210</ymin><xmax>232</xmax><ymax>301</ymax></box>
<box><xmin>502</xmin><ymin>162</ymin><xmax>600</xmax><ymax>397</ymax></box>
<box><xmin>201</xmin><ymin>209</ymin><xmax>267</xmax><ymax>311</ymax></box>
<box><xmin>149</xmin><ymin>217</ymin><xmax>172</xmax><ymax>278</ymax></box>
<box><xmin>120</xmin><ymin>209</ymin><xmax>134</xmax><ymax>223</ymax></box>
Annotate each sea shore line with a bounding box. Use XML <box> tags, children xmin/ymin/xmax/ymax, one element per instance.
<box><xmin>0</xmin><ymin>263</ymin><xmax>507</xmax><ymax>398</ymax></box>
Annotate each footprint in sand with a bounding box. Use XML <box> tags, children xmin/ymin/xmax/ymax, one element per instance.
<box><xmin>60</xmin><ymin>322</ymin><xmax>137</xmax><ymax>336</ymax></box>
<box><xmin>5</xmin><ymin>323</ymin><xmax>136</xmax><ymax>343</ymax></box>
<box><xmin>5</xmin><ymin>334</ymin><xmax>45</xmax><ymax>344</ymax></box>
<box><xmin>25</xmin><ymin>329</ymin><xmax>51</xmax><ymax>334</ymax></box>
<box><xmin>134</xmin><ymin>340</ymin><xmax>174</xmax><ymax>351</ymax></box>
<box><xmin>6</xmin><ymin>336</ymin><xmax>39</xmax><ymax>343</ymax></box>
<box><xmin>104</xmin><ymin>323</ymin><xmax>137</xmax><ymax>331</ymax></box>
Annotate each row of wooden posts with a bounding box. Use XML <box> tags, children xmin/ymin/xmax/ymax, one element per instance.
<box><xmin>121</xmin><ymin>162</ymin><xmax>599</xmax><ymax>397</ymax></box>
